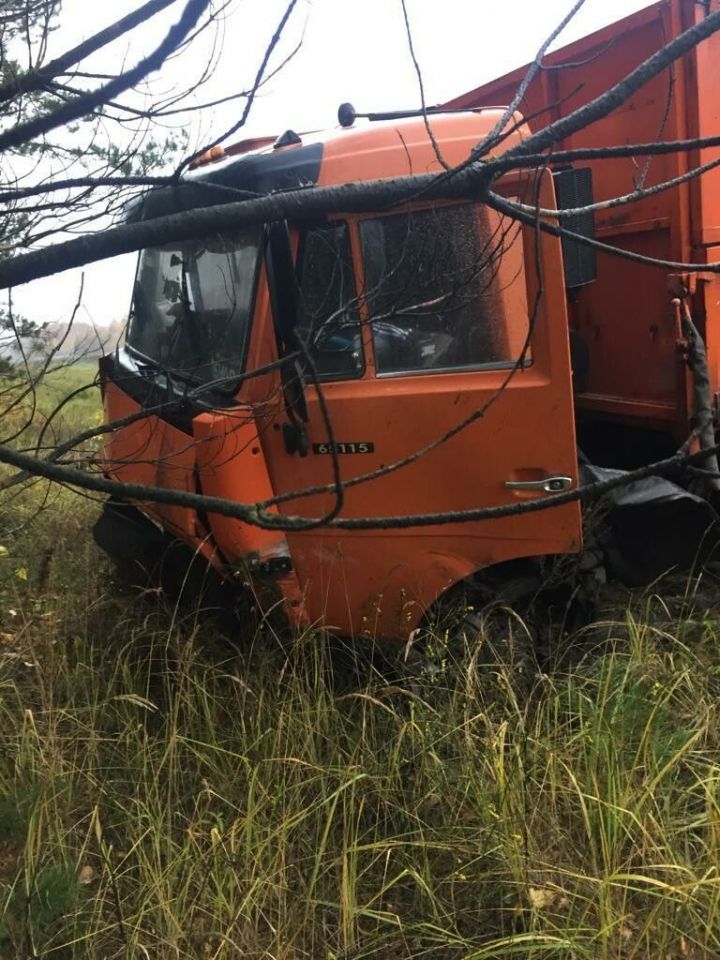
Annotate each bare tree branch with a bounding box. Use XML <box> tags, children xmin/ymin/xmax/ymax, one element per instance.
<box><xmin>0</xmin><ymin>427</ymin><xmax>708</xmax><ymax>532</ymax></box>
<box><xmin>0</xmin><ymin>0</ymin><xmax>212</xmax><ymax>155</ymax></box>
<box><xmin>492</xmin><ymin>132</ymin><xmax>720</xmax><ymax>172</ymax></box>
<box><xmin>507</xmin><ymin>152</ymin><xmax>720</xmax><ymax>218</ymax></box>
<box><xmin>0</xmin><ymin>175</ymin><xmax>176</xmax><ymax>203</ymax></box>
<box><xmin>176</xmin><ymin>0</ymin><xmax>301</xmax><ymax>176</ymax></box>
<box><xmin>0</xmin><ymin>165</ymin><xmax>499</xmax><ymax>288</ymax></box>
<box><xmin>0</xmin><ymin>0</ymin><xmax>178</xmax><ymax>104</ymax></box>
<box><xmin>487</xmin><ymin>191</ymin><xmax>717</xmax><ymax>273</ymax></box>
<box><xmin>502</xmin><ymin>7</ymin><xmax>720</xmax><ymax>160</ymax></box>
<box><xmin>473</xmin><ymin>0</ymin><xmax>588</xmax><ymax>155</ymax></box>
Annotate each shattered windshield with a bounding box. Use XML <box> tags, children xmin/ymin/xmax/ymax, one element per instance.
<box><xmin>127</xmin><ymin>227</ymin><xmax>262</xmax><ymax>388</ymax></box>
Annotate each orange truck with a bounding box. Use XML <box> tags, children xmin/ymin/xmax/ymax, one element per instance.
<box><xmin>94</xmin><ymin>0</ymin><xmax>720</xmax><ymax>641</ymax></box>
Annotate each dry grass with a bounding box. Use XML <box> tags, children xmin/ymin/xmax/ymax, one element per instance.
<box><xmin>1</xmin><ymin>485</ymin><xmax>720</xmax><ymax>959</ymax></box>
<box><xmin>1</xmin><ymin>374</ymin><xmax>720</xmax><ymax>957</ymax></box>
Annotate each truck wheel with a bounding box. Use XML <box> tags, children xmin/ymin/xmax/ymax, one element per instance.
<box><xmin>408</xmin><ymin>577</ymin><xmax>538</xmax><ymax>686</ymax></box>
<box><xmin>406</xmin><ymin>565</ymin><xmax>591</xmax><ymax>687</ymax></box>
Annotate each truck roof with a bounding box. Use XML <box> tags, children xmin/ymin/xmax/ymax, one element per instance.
<box><xmin>131</xmin><ymin>109</ymin><xmax>526</xmax><ymax>222</ymax></box>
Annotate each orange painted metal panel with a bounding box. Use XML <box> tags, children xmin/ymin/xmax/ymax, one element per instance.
<box><xmin>101</xmin><ymin>382</ymin><xmax>200</xmax><ymax>544</ymax></box>
<box><xmin>252</xmin><ymin>118</ymin><xmax>582</xmax><ymax>637</ymax></box>
<box><xmin>445</xmin><ymin>0</ymin><xmax>720</xmax><ymax>437</ymax></box>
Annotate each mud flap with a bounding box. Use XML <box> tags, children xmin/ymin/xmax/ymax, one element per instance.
<box><xmin>93</xmin><ymin>499</ymin><xmax>168</xmax><ymax>576</ymax></box>
<box><xmin>93</xmin><ymin>499</ymin><xmax>233</xmax><ymax>612</ymax></box>
<box><xmin>581</xmin><ymin>465</ymin><xmax>720</xmax><ymax>586</ymax></box>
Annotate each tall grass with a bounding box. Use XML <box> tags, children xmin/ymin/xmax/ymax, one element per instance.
<box><xmin>2</xmin><ymin>488</ymin><xmax>720</xmax><ymax>958</ymax></box>
<box><xmin>3</xmin><ymin>358</ymin><xmax>98</xmax><ymax>427</ymax></box>
<box><xmin>2</xmin><ymin>373</ymin><xmax>720</xmax><ymax>957</ymax></box>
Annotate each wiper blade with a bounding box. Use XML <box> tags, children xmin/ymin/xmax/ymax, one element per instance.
<box><xmin>130</xmin><ymin>351</ymin><xmax>161</xmax><ymax>379</ymax></box>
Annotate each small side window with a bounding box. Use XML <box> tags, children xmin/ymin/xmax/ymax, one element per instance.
<box><xmin>296</xmin><ymin>222</ymin><xmax>363</xmax><ymax>380</ymax></box>
<box><xmin>359</xmin><ymin>204</ymin><xmax>529</xmax><ymax>375</ymax></box>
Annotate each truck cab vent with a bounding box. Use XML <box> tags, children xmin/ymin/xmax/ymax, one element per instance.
<box><xmin>553</xmin><ymin>167</ymin><xmax>597</xmax><ymax>289</ymax></box>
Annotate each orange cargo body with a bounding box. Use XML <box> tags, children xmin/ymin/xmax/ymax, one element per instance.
<box><xmin>445</xmin><ymin>0</ymin><xmax>720</xmax><ymax>448</ymax></box>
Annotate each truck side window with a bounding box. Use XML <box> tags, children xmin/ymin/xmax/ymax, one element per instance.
<box><xmin>359</xmin><ymin>204</ymin><xmax>529</xmax><ymax>375</ymax></box>
<box><xmin>296</xmin><ymin>222</ymin><xmax>363</xmax><ymax>380</ymax></box>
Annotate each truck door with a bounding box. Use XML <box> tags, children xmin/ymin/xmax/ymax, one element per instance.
<box><xmin>260</xmin><ymin>197</ymin><xmax>582</xmax><ymax>638</ymax></box>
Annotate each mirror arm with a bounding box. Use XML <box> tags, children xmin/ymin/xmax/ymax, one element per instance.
<box><xmin>266</xmin><ymin>221</ymin><xmax>309</xmax><ymax>456</ymax></box>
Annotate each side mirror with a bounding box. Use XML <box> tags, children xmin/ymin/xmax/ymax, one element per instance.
<box><xmin>552</xmin><ymin>167</ymin><xmax>597</xmax><ymax>290</ymax></box>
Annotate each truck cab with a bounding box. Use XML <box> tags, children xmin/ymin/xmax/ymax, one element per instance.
<box><xmin>97</xmin><ymin>110</ymin><xmax>582</xmax><ymax>640</ymax></box>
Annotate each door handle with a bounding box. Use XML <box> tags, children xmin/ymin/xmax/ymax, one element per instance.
<box><xmin>504</xmin><ymin>475</ymin><xmax>574</xmax><ymax>493</ymax></box>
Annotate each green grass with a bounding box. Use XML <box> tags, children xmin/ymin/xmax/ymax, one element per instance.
<box><xmin>0</xmin><ymin>361</ymin><xmax>101</xmax><ymax>457</ymax></box>
<box><xmin>1</xmin><ymin>488</ymin><xmax>720</xmax><ymax>958</ymax></box>
<box><xmin>34</xmin><ymin>362</ymin><xmax>100</xmax><ymax>423</ymax></box>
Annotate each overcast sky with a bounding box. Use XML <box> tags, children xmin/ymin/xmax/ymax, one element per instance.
<box><xmin>12</xmin><ymin>0</ymin><xmax>656</xmax><ymax>329</ymax></box>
